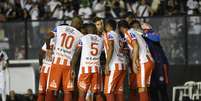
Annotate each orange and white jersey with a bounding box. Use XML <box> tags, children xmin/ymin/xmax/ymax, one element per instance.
<box><xmin>78</xmin><ymin>34</ymin><xmax>103</xmax><ymax>74</ymax></box>
<box><xmin>51</xmin><ymin>25</ymin><xmax>83</xmax><ymax>66</ymax></box>
<box><xmin>125</xmin><ymin>28</ymin><xmax>153</xmax><ymax>64</ymax></box>
<box><xmin>103</xmin><ymin>31</ymin><xmax>126</xmax><ymax>71</ymax></box>
<box><xmin>41</xmin><ymin>39</ymin><xmax>55</xmax><ymax>73</ymax></box>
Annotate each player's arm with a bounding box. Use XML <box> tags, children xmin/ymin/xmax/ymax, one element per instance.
<box><xmin>45</xmin><ymin>31</ymin><xmax>54</xmax><ymax>49</ymax></box>
<box><xmin>45</xmin><ymin>31</ymin><xmax>54</xmax><ymax>59</ymax></box>
<box><xmin>105</xmin><ymin>40</ymin><xmax>114</xmax><ymax>75</ymax></box>
<box><xmin>71</xmin><ymin>47</ymin><xmax>81</xmax><ymax>78</ymax></box>
<box><xmin>131</xmin><ymin>39</ymin><xmax>139</xmax><ymax>73</ymax></box>
<box><xmin>39</xmin><ymin>49</ymin><xmax>46</xmax><ymax>67</ymax></box>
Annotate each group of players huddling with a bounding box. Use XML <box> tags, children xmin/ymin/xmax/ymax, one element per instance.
<box><xmin>37</xmin><ymin>15</ymin><xmax>170</xmax><ymax>101</ymax></box>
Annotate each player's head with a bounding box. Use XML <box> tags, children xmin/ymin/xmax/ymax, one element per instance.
<box><xmin>118</xmin><ymin>20</ymin><xmax>129</xmax><ymax>34</ymax></box>
<box><xmin>130</xmin><ymin>20</ymin><xmax>142</xmax><ymax>30</ymax></box>
<box><xmin>86</xmin><ymin>23</ymin><xmax>97</xmax><ymax>35</ymax></box>
<box><xmin>141</xmin><ymin>22</ymin><xmax>153</xmax><ymax>33</ymax></box>
<box><xmin>93</xmin><ymin>17</ymin><xmax>104</xmax><ymax>33</ymax></box>
<box><xmin>80</xmin><ymin>23</ymin><xmax>88</xmax><ymax>35</ymax></box>
<box><xmin>71</xmin><ymin>16</ymin><xmax>83</xmax><ymax>30</ymax></box>
<box><xmin>105</xmin><ymin>19</ymin><xmax>116</xmax><ymax>32</ymax></box>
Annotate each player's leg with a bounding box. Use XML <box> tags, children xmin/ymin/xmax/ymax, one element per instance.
<box><xmin>77</xmin><ymin>73</ymin><xmax>91</xmax><ymax>101</ymax></box>
<box><xmin>45</xmin><ymin>64</ymin><xmax>62</xmax><ymax>101</ymax></box>
<box><xmin>86</xmin><ymin>89</ymin><xmax>93</xmax><ymax>101</ymax></box>
<box><xmin>137</xmin><ymin>58</ymin><xmax>154</xmax><ymax>101</ymax></box>
<box><xmin>104</xmin><ymin>70</ymin><xmax>119</xmax><ymax>101</ymax></box>
<box><xmin>63</xmin><ymin>67</ymin><xmax>74</xmax><ymax>101</ymax></box>
<box><xmin>129</xmin><ymin>73</ymin><xmax>139</xmax><ymax>101</ymax></box>
<box><xmin>114</xmin><ymin>70</ymin><xmax>126</xmax><ymax>101</ymax></box>
<box><xmin>37</xmin><ymin>67</ymin><xmax>48</xmax><ymax>101</ymax></box>
<box><xmin>91</xmin><ymin>72</ymin><xmax>103</xmax><ymax>101</ymax></box>
<box><xmin>104</xmin><ymin>71</ymin><xmax>113</xmax><ymax>101</ymax></box>
<box><xmin>137</xmin><ymin>64</ymin><xmax>149</xmax><ymax>101</ymax></box>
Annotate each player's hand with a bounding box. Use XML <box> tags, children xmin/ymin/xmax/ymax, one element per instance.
<box><xmin>105</xmin><ymin>65</ymin><xmax>110</xmax><ymax>76</ymax></box>
<box><xmin>135</xmin><ymin>59</ymin><xmax>140</xmax><ymax>67</ymax></box>
<box><xmin>46</xmin><ymin>49</ymin><xmax>52</xmax><ymax>61</ymax></box>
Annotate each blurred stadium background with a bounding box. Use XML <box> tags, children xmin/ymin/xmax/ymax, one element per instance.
<box><xmin>0</xmin><ymin>0</ymin><xmax>201</xmax><ymax>101</ymax></box>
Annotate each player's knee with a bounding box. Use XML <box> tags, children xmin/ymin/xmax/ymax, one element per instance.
<box><xmin>79</xmin><ymin>90</ymin><xmax>86</xmax><ymax>97</ymax></box>
<box><xmin>138</xmin><ymin>87</ymin><xmax>147</xmax><ymax>93</ymax></box>
<box><xmin>46</xmin><ymin>89</ymin><xmax>57</xmax><ymax>96</ymax></box>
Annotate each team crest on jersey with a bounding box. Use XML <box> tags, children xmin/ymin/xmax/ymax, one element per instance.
<box><xmin>108</xmin><ymin>33</ymin><xmax>114</xmax><ymax>39</ymax></box>
<box><xmin>50</xmin><ymin>80</ymin><xmax>57</xmax><ymax>88</ymax></box>
<box><xmin>130</xmin><ymin>32</ymin><xmax>136</xmax><ymax>38</ymax></box>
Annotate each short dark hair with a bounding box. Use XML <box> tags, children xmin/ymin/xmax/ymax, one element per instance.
<box><xmin>71</xmin><ymin>16</ymin><xmax>83</xmax><ymax>24</ymax></box>
<box><xmin>86</xmin><ymin>23</ymin><xmax>97</xmax><ymax>34</ymax></box>
<box><xmin>105</xmin><ymin>19</ymin><xmax>116</xmax><ymax>30</ymax></box>
<box><xmin>93</xmin><ymin>17</ymin><xmax>103</xmax><ymax>23</ymax></box>
<box><xmin>130</xmin><ymin>20</ymin><xmax>141</xmax><ymax>28</ymax></box>
<box><xmin>118</xmin><ymin>20</ymin><xmax>129</xmax><ymax>29</ymax></box>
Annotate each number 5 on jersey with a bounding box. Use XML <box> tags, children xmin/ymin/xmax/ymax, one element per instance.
<box><xmin>91</xmin><ymin>43</ymin><xmax>98</xmax><ymax>56</ymax></box>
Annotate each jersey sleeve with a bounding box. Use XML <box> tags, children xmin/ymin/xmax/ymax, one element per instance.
<box><xmin>130</xmin><ymin>32</ymin><xmax>137</xmax><ymax>40</ymax></box>
<box><xmin>51</xmin><ymin>27</ymin><xmax>57</xmax><ymax>36</ymax></box>
<box><xmin>107</xmin><ymin>32</ymin><xmax>115</xmax><ymax>40</ymax></box>
<box><xmin>77</xmin><ymin>39</ymin><xmax>83</xmax><ymax>48</ymax></box>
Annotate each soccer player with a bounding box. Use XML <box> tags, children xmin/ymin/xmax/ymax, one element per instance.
<box><xmin>93</xmin><ymin>17</ymin><xmax>106</xmax><ymax>100</ymax></box>
<box><xmin>118</xmin><ymin>20</ymin><xmax>154</xmax><ymax>101</ymax></box>
<box><xmin>141</xmin><ymin>23</ymin><xmax>169</xmax><ymax>101</ymax></box>
<box><xmin>71</xmin><ymin>23</ymin><xmax>104</xmax><ymax>101</ymax></box>
<box><xmin>0</xmin><ymin>49</ymin><xmax>8</xmax><ymax>101</ymax></box>
<box><xmin>45</xmin><ymin>16</ymin><xmax>83</xmax><ymax>101</ymax></box>
<box><xmin>37</xmin><ymin>39</ymin><xmax>54</xmax><ymax>101</ymax></box>
<box><xmin>103</xmin><ymin>19</ymin><xmax>126</xmax><ymax>101</ymax></box>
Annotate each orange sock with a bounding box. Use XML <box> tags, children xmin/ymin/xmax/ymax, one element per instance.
<box><xmin>139</xmin><ymin>91</ymin><xmax>149</xmax><ymax>101</ymax></box>
<box><xmin>64</xmin><ymin>92</ymin><xmax>73</xmax><ymax>101</ymax></box>
<box><xmin>130</xmin><ymin>90</ymin><xmax>139</xmax><ymax>101</ymax></box>
<box><xmin>115</xmin><ymin>93</ymin><xmax>124</xmax><ymax>101</ymax></box>
<box><xmin>106</xmin><ymin>94</ymin><xmax>114</xmax><ymax>101</ymax></box>
<box><xmin>37</xmin><ymin>93</ymin><xmax>45</xmax><ymax>101</ymax></box>
<box><xmin>45</xmin><ymin>90</ymin><xmax>56</xmax><ymax>101</ymax></box>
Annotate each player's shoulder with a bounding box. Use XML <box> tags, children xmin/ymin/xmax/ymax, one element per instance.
<box><xmin>108</xmin><ymin>31</ymin><xmax>116</xmax><ymax>35</ymax></box>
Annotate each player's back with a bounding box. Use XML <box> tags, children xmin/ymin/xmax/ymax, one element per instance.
<box><xmin>127</xmin><ymin>28</ymin><xmax>153</xmax><ymax>63</ymax></box>
<box><xmin>52</xmin><ymin>25</ymin><xmax>83</xmax><ymax>66</ymax></box>
<box><xmin>79</xmin><ymin>34</ymin><xmax>103</xmax><ymax>73</ymax></box>
<box><xmin>104</xmin><ymin>31</ymin><xmax>126</xmax><ymax>70</ymax></box>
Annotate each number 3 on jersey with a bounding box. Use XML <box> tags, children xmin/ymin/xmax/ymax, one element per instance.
<box><xmin>91</xmin><ymin>43</ymin><xmax>98</xmax><ymax>56</ymax></box>
<box><xmin>61</xmin><ymin>33</ymin><xmax>75</xmax><ymax>49</ymax></box>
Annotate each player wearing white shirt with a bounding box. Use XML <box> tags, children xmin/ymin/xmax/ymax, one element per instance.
<box><xmin>71</xmin><ymin>23</ymin><xmax>104</xmax><ymax>101</ymax></box>
<box><xmin>45</xmin><ymin>17</ymin><xmax>83</xmax><ymax>101</ymax></box>
<box><xmin>103</xmin><ymin>19</ymin><xmax>126</xmax><ymax>101</ymax></box>
<box><xmin>118</xmin><ymin>20</ymin><xmax>154</xmax><ymax>101</ymax></box>
<box><xmin>0</xmin><ymin>50</ymin><xmax>8</xmax><ymax>101</ymax></box>
<box><xmin>37</xmin><ymin>39</ymin><xmax>54</xmax><ymax>101</ymax></box>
